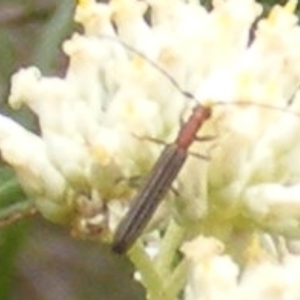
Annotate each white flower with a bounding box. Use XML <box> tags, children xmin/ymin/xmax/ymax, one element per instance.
<box><xmin>2</xmin><ymin>0</ymin><xmax>300</xmax><ymax>298</ymax></box>
<box><xmin>182</xmin><ymin>236</ymin><xmax>239</xmax><ymax>300</ymax></box>
<box><xmin>182</xmin><ymin>235</ymin><xmax>300</xmax><ymax>300</ymax></box>
<box><xmin>0</xmin><ymin>114</ymin><xmax>71</xmax><ymax>223</ymax></box>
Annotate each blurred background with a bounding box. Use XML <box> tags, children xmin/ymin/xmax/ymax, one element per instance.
<box><xmin>0</xmin><ymin>0</ymin><xmax>296</xmax><ymax>299</ymax></box>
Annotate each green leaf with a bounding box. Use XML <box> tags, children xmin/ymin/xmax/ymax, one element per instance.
<box><xmin>0</xmin><ymin>222</ymin><xmax>30</xmax><ymax>300</ymax></box>
<box><xmin>33</xmin><ymin>0</ymin><xmax>75</xmax><ymax>73</ymax></box>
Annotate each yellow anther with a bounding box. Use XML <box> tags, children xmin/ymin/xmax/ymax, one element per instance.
<box><xmin>265</xmin><ymin>80</ymin><xmax>278</xmax><ymax>99</ymax></box>
<box><xmin>158</xmin><ymin>47</ymin><xmax>181</xmax><ymax>70</ymax></box>
<box><xmin>215</xmin><ymin>10</ymin><xmax>232</xmax><ymax>31</ymax></box>
<box><xmin>268</xmin><ymin>0</ymin><xmax>297</xmax><ymax>25</ymax></box>
<box><xmin>90</xmin><ymin>145</ymin><xmax>112</xmax><ymax>166</ymax></box>
<box><xmin>124</xmin><ymin>100</ymin><xmax>138</xmax><ymax>121</ymax></box>
<box><xmin>244</xmin><ymin>234</ymin><xmax>272</xmax><ymax>264</ymax></box>
<box><xmin>132</xmin><ymin>55</ymin><xmax>146</xmax><ymax>71</ymax></box>
<box><xmin>268</xmin><ymin>6</ymin><xmax>280</xmax><ymax>25</ymax></box>
<box><xmin>111</xmin><ymin>0</ymin><xmax>125</xmax><ymax>10</ymax></box>
<box><xmin>238</xmin><ymin>72</ymin><xmax>254</xmax><ymax>92</ymax></box>
<box><xmin>284</xmin><ymin>0</ymin><xmax>297</xmax><ymax>14</ymax></box>
<box><xmin>77</xmin><ymin>0</ymin><xmax>91</xmax><ymax>8</ymax></box>
<box><xmin>201</xmin><ymin>99</ymin><xmax>215</xmax><ymax>109</ymax></box>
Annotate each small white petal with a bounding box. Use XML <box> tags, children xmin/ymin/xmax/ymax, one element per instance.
<box><xmin>0</xmin><ymin>115</ymin><xmax>71</xmax><ymax>222</ymax></box>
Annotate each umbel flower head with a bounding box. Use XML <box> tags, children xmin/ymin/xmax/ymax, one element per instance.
<box><xmin>3</xmin><ymin>0</ymin><xmax>300</xmax><ymax>298</ymax></box>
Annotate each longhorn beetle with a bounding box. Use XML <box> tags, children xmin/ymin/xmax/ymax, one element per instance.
<box><xmin>106</xmin><ymin>36</ymin><xmax>300</xmax><ymax>254</ymax></box>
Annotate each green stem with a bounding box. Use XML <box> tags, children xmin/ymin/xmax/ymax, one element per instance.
<box><xmin>158</xmin><ymin>259</ymin><xmax>189</xmax><ymax>300</ymax></box>
<box><xmin>155</xmin><ymin>220</ymin><xmax>185</xmax><ymax>277</ymax></box>
<box><xmin>0</xmin><ymin>178</ymin><xmax>25</xmax><ymax>205</ymax></box>
<box><xmin>0</xmin><ymin>201</ymin><xmax>36</xmax><ymax>229</ymax></box>
<box><xmin>128</xmin><ymin>241</ymin><xmax>164</xmax><ymax>300</ymax></box>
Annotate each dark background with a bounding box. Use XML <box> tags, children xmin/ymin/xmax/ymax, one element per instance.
<box><xmin>0</xmin><ymin>0</ymin><xmax>296</xmax><ymax>299</ymax></box>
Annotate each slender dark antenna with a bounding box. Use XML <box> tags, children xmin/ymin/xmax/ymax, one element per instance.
<box><xmin>100</xmin><ymin>35</ymin><xmax>198</xmax><ymax>103</ymax></box>
<box><xmin>247</xmin><ymin>16</ymin><xmax>261</xmax><ymax>47</ymax></box>
<box><xmin>214</xmin><ymin>101</ymin><xmax>300</xmax><ymax>118</ymax></box>
<box><xmin>287</xmin><ymin>83</ymin><xmax>300</xmax><ymax>106</ymax></box>
<box><xmin>99</xmin><ymin>35</ymin><xmax>300</xmax><ymax>117</ymax></box>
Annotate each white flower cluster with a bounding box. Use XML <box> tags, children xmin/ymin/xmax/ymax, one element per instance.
<box><xmin>182</xmin><ymin>236</ymin><xmax>300</xmax><ymax>300</ymax></box>
<box><xmin>2</xmin><ymin>0</ymin><xmax>300</xmax><ymax>297</ymax></box>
